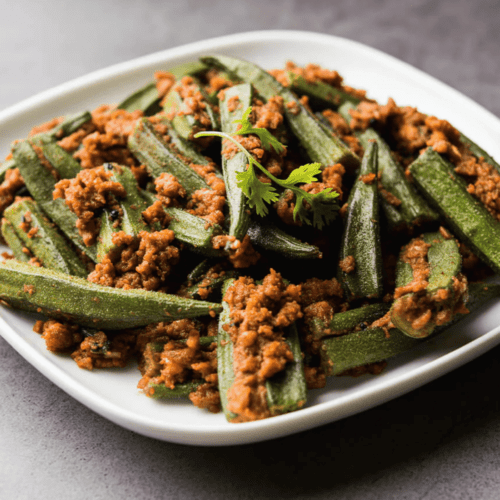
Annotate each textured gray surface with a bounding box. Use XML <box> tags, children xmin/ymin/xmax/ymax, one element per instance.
<box><xmin>1</xmin><ymin>0</ymin><xmax>500</xmax><ymax>498</ymax></box>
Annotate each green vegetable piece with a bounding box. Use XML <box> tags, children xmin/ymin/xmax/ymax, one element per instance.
<box><xmin>163</xmin><ymin>77</ymin><xmax>219</xmax><ymax>142</ymax></box>
<box><xmin>3</xmin><ymin>198</ymin><xmax>87</xmax><ymax>277</ymax></box>
<box><xmin>164</xmin><ymin>207</ymin><xmax>224</xmax><ymax>257</ymax></box>
<box><xmin>145</xmin><ymin>336</ymin><xmax>216</xmax><ymax>399</ymax></box>
<box><xmin>409</xmin><ymin>147</ymin><xmax>500</xmax><ymax>274</ymax></box>
<box><xmin>321</xmin><ymin>326</ymin><xmax>419</xmax><ymax>376</ymax></box>
<box><xmin>1</xmin><ymin>219</ymin><xmax>30</xmax><ymax>262</ymax></box>
<box><xmin>0</xmin><ymin>259</ymin><xmax>221</xmax><ymax>330</ymax></box>
<box><xmin>12</xmin><ymin>140</ymin><xmax>98</xmax><ymax>262</ymax></box>
<box><xmin>247</xmin><ymin>218</ymin><xmax>322</xmax><ymax>259</ymax></box>
<box><xmin>217</xmin><ymin>278</ymin><xmax>238</xmax><ymax>422</ymax></box>
<box><xmin>117</xmin><ymin>82</ymin><xmax>161</xmax><ymax>115</ymax></box>
<box><xmin>219</xmin><ymin>83</ymin><xmax>253</xmax><ymax>240</ymax></box>
<box><xmin>459</xmin><ymin>132</ymin><xmax>500</xmax><ymax>175</ymax></box>
<box><xmin>286</xmin><ymin>71</ymin><xmax>361</xmax><ymax>109</ymax></box>
<box><xmin>390</xmin><ymin>231</ymin><xmax>464</xmax><ymax>339</ymax></box>
<box><xmin>169</xmin><ymin>60</ymin><xmax>208</xmax><ymax>80</ymax></box>
<box><xmin>321</xmin><ymin>282</ymin><xmax>500</xmax><ymax>376</ymax></box>
<box><xmin>201</xmin><ymin>55</ymin><xmax>360</xmax><ymax>173</ymax></box>
<box><xmin>30</xmin><ymin>134</ymin><xmax>81</xmax><ymax>179</ymax></box>
<box><xmin>265</xmin><ymin>322</ymin><xmax>307</xmax><ymax>415</ymax></box>
<box><xmin>47</xmin><ymin>111</ymin><xmax>92</xmax><ymax>139</ymax></box>
<box><xmin>357</xmin><ymin>128</ymin><xmax>438</xmax><ymax>230</ymax></box>
<box><xmin>0</xmin><ymin>158</ymin><xmax>16</xmax><ymax>183</ymax></box>
<box><xmin>96</xmin><ymin>164</ymin><xmax>149</xmax><ymax>262</ymax></box>
<box><xmin>128</xmin><ymin>118</ymin><xmax>209</xmax><ymax>195</ymax></box>
<box><xmin>307</xmin><ymin>303</ymin><xmax>390</xmax><ymax>340</ymax></box>
<box><xmin>182</xmin><ymin>267</ymin><xmax>239</xmax><ymax>301</ymax></box>
<box><xmin>338</xmin><ymin>141</ymin><xmax>383</xmax><ymax>299</ymax></box>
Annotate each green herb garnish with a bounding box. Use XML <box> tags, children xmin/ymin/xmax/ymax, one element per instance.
<box><xmin>195</xmin><ymin>107</ymin><xmax>339</xmax><ymax>229</ymax></box>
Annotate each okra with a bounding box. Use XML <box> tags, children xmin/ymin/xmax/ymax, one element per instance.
<box><xmin>307</xmin><ymin>302</ymin><xmax>390</xmax><ymax>340</ymax></box>
<box><xmin>128</xmin><ymin>118</ymin><xmax>209</xmax><ymax>195</ymax></box>
<box><xmin>320</xmin><ymin>282</ymin><xmax>500</xmax><ymax>375</ymax></box>
<box><xmin>217</xmin><ymin>278</ymin><xmax>306</xmax><ymax>421</ymax></box>
<box><xmin>286</xmin><ymin>71</ymin><xmax>361</xmax><ymax>109</ymax></box>
<box><xmin>0</xmin><ymin>259</ymin><xmax>221</xmax><ymax>330</ymax></box>
<box><xmin>219</xmin><ymin>83</ymin><xmax>253</xmax><ymax>240</ymax></box>
<box><xmin>117</xmin><ymin>82</ymin><xmax>162</xmax><ymax>115</ymax></box>
<box><xmin>3</xmin><ymin>198</ymin><xmax>87</xmax><ymax>277</ymax></box>
<box><xmin>201</xmin><ymin>55</ymin><xmax>360</xmax><ymax>173</ymax></box>
<box><xmin>217</xmin><ymin>279</ymin><xmax>237</xmax><ymax>421</ymax></box>
<box><xmin>96</xmin><ymin>164</ymin><xmax>150</xmax><ymax>261</ymax></box>
<box><xmin>164</xmin><ymin>207</ymin><xmax>224</xmax><ymax>257</ymax></box>
<box><xmin>144</xmin><ymin>336</ymin><xmax>217</xmax><ymax>399</ymax></box>
<box><xmin>12</xmin><ymin>140</ymin><xmax>98</xmax><ymax>261</ymax></box>
<box><xmin>30</xmin><ymin>134</ymin><xmax>81</xmax><ymax>179</ymax></box>
<box><xmin>182</xmin><ymin>267</ymin><xmax>239</xmax><ymax>300</ymax></box>
<box><xmin>247</xmin><ymin>218</ymin><xmax>322</xmax><ymax>259</ymax></box>
<box><xmin>409</xmin><ymin>147</ymin><xmax>500</xmax><ymax>274</ymax></box>
<box><xmin>390</xmin><ymin>231</ymin><xmax>464</xmax><ymax>339</ymax></box>
<box><xmin>163</xmin><ymin>77</ymin><xmax>219</xmax><ymax>142</ymax></box>
<box><xmin>1</xmin><ymin>219</ymin><xmax>30</xmax><ymax>262</ymax></box>
<box><xmin>338</xmin><ymin>141</ymin><xmax>383</xmax><ymax>299</ymax></box>
<box><xmin>265</xmin><ymin>322</ymin><xmax>308</xmax><ymax>416</ymax></box>
<box><xmin>0</xmin><ymin>158</ymin><xmax>15</xmax><ymax>183</ymax></box>
<box><xmin>459</xmin><ymin>132</ymin><xmax>500</xmax><ymax>175</ymax></box>
<box><xmin>47</xmin><ymin>111</ymin><xmax>92</xmax><ymax>139</ymax></box>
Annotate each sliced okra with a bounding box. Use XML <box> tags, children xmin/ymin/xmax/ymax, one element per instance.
<box><xmin>3</xmin><ymin>198</ymin><xmax>88</xmax><ymax>277</ymax></box>
<box><xmin>338</xmin><ymin>141</ymin><xmax>383</xmax><ymax>299</ymax></box>
<box><xmin>409</xmin><ymin>147</ymin><xmax>500</xmax><ymax>274</ymax></box>
<box><xmin>390</xmin><ymin>231</ymin><xmax>465</xmax><ymax>338</ymax></box>
<box><xmin>0</xmin><ymin>259</ymin><xmax>221</xmax><ymax>330</ymax></box>
<box><xmin>1</xmin><ymin>219</ymin><xmax>31</xmax><ymax>262</ymax></box>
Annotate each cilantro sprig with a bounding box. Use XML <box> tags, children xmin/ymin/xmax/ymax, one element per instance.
<box><xmin>195</xmin><ymin>106</ymin><xmax>339</xmax><ymax>229</ymax></box>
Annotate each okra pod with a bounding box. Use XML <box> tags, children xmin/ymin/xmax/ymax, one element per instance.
<box><xmin>247</xmin><ymin>218</ymin><xmax>322</xmax><ymax>259</ymax></box>
<box><xmin>0</xmin><ymin>259</ymin><xmax>221</xmax><ymax>330</ymax></box>
<box><xmin>409</xmin><ymin>147</ymin><xmax>500</xmax><ymax>274</ymax></box>
<box><xmin>265</xmin><ymin>322</ymin><xmax>308</xmax><ymax>416</ymax></box>
<box><xmin>320</xmin><ymin>282</ymin><xmax>500</xmax><ymax>375</ymax></box>
<box><xmin>96</xmin><ymin>164</ymin><xmax>150</xmax><ymax>261</ymax></box>
<box><xmin>164</xmin><ymin>207</ymin><xmax>224</xmax><ymax>257</ymax></box>
<box><xmin>307</xmin><ymin>302</ymin><xmax>390</xmax><ymax>340</ymax></box>
<box><xmin>219</xmin><ymin>83</ymin><xmax>253</xmax><ymax>240</ymax></box>
<box><xmin>459</xmin><ymin>132</ymin><xmax>500</xmax><ymax>175</ymax></box>
<box><xmin>163</xmin><ymin>77</ymin><xmax>219</xmax><ymax>142</ymax></box>
<box><xmin>117</xmin><ymin>82</ymin><xmax>162</xmax><ymax>115</ymax></box>
<box><xmin>201</xmin><ymin>55</ymin><xmax>360</xmax><ymax>173</ymax></box>
<box><xmin>30</xmin><ymin>134</ymin><xmax>81</xmax><ymax>179</ymax></box>
<box><xmin>390</xmin><ymin>231</ymin><xmax>465</xmax><ymax>339</ymax></box>
<box><xmin>3</xmin><ymin>198</ymin><xmax>88</xmax><ymax>278</ymax></box>
<box><xmin>338</xmin><ymin>141</ymin><xmax>383</xmax><ymax>299</ymax></box>
<box><xmin>128</xmin><ymin>118</ymin><xmax>209</xmax><ymax>195</ymax></box>
<box><xmin>12</xmin><ymin>140</ymin><xmax>98</xmax><ymax>261</ymax></box>
<box><xmin>286</xmin><ymin>71</ymin><xmax>361</xmax><ymax>109</ymax></box>
<box><xmin>182</xmin><ymin>267</ymin><xmax>239</xmax><ymax>300</ymax></box>
<box><xmin>1</xmin><ymin>219</ymin><xmax>30</xmax><ymax>262</ymax></box>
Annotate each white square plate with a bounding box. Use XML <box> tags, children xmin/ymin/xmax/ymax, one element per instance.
<box><xmin>1</xmin><ymin>30</ymin><xmax>500</xmax><ymax>446</ymax></box>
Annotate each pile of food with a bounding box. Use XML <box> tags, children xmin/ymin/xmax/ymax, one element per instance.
<box><xmin>1</xmin><ymin>54</ymin><xmax>500</xmax><ymax>423</ymax></box>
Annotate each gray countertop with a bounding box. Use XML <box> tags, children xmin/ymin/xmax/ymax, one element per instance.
<box><xmin>2</xmin><ymin>1</ymin><xmax>500</xmax><ymax>498</ymax></box>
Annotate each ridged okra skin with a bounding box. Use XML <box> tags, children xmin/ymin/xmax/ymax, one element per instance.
<box><xmin>144</xmin><ymin>337</ymin><xmax>216</xmax><ymax>399</ymax></box>
<box><xmin>219</xmin><ymin>83</ymin><xmax>253</xmax><ymax>241</ymax></box>
<box><xmin>409</xmin><ymin>147</ymin><xmax>500</xmax><ymax>274</ymax></box>
<box><xmin>3</xmin><ymin>198</ymin><xmax>88</xmax><ymax>278</ymax></box>
<box><xmin>390</xmin><ymin>231</ymin><xmax>464</xmax><ymax>339</ymax></box>
<box><xmin>338</xmin><ymin>141</ymin><xmax>383</xmax><ymax>299</ymax></box>
<box><xmin>96</xmin><ymin>163</ymin><xmax>150</xmax><ymax>262</ymax></box>
<box><xmin>306</xmin><ymin>302</ymin><xmax>390</xmax><ymax>340</ymax></box>
<box><xmin>117</xmin><ymin>82</ymin><xmax>162</xmax><ymax>115</ymax></box>
<box><xmin>320</xmin><ymin>282</ymin><xmax>500</xmax><ymax>375</ymax></box>
<box><xmin>286</xmin><ymin>72</ymin><xmax>361</xmax><ymax>109</ymax></box>
<box><xmin>1</xmin><ymin>219</ymin><xmax>31</xmax><ymax>262</ymax></box>
<box><xmin>201</xmin><ymin>55</ymin><xmax>360</xmax><ymax>173</ymax></box>
<box><xmin>0</xmin><ymin>259</ymin><xmax>221</xmax><ymax>330</ymax></box>
<box><xmin>163</xmin><ymin>77</ymin><xmax>219</xmax><ymax>142</ymax></box>
<box><xmin>12</xmin><ymin>140</ymin><xmax>98</xmax><ymax>262</ymax></box>
<box><xmin>128</xmin><ymin>118</ymin><xmax>209</xmax><ymax>195</ymax></box>
<box><xmin>217</xmin><ymin>279</ymin><xmax>307</xmax><ymax>421</ymax></box>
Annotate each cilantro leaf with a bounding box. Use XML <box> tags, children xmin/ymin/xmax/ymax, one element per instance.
<box><xmin>283</xmin><ymin>162</ymin><xmax>322</xmax><ymax>186</ymax></box>
<box><xmin>233</xmin><ymin>107</ymin><xmax>285</xmax><ymax>154</ymax></box>
<box><xmin>236</xmin><ymin>164</ymin><xmax>278</xmax><ymax>217</ymax></box>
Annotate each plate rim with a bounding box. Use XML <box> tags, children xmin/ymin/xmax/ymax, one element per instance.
<box><xmin>1</xmin><ymin>29</ymin><xmax>500</xmax><ymax>446</ymax></box>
